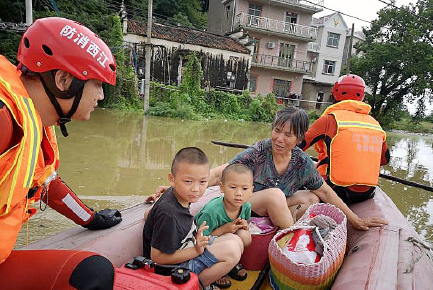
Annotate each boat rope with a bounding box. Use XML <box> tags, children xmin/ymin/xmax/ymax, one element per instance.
<box><xmin>404</xmin><ymin>244</ymin><xmax>423</xmax><ymax>274</ymax></box>
<box><xmin>211</xmin><ymin>140</ymin><xmax>433</xmax><ymax>193</ymax></box>
<box><xmin>406</xmin><ymin>236</ymin><xmax>433</xmax><ymax>252</ymax></box>
<box><xmin>404</xmin><ymin>236</ymin><xmax>433</xmax><ymax>273</ymax></box>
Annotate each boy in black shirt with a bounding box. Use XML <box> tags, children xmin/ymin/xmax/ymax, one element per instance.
<box><xmin>143</xmin><ymin>147</ymin><xmax>244</xmax><ymax>289</ymax></box>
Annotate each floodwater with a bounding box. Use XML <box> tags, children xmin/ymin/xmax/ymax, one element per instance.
<box><xmin>16</xmin><ymin>109</ymin><xmax>433</xmax><ymax>247</ymax></box>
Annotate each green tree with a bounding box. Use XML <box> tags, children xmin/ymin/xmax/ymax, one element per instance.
<box><xmin>0</xmin><ymin>0</ymin><xmax>25</xmax><ymax>22</ymax></box>
<box><xmin>144</xmin><ymin>0</ymin><xmax>207</xmax><ymax>29</ymax></box>
<box><xmin>170</xmin><ymin>12</ymin><xmax>194</xmax><ymax>28</ymax></box>
<box><xmin>351</xmin><ymin>1</ymin><xmax>433</xmax><ymax>127</ymax></box>
<box><xmin>0</xmin><ymin>32</ymin><xmax>21</xmax><ymax>64</ymax></box>
<box><xmin>180</xmin><ymin>53</ymin><xmax>203</xmax><ymax>95</ymax></box>
<box><xmin>176</xmin><ymin>0</ymin><xmax>207</xmax><ymax>29</ymax></box>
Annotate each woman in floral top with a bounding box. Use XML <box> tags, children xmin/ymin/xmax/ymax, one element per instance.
<box><xmin>208</xmin><ymin>106</ymin><xmax>387</xmax><ymax>231</ymax></box>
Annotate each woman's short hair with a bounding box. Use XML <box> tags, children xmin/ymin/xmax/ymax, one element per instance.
<box><xmin>272</xmin><ymin>106</ymin><xmax>309</xmax><ymax>141</ymax></box>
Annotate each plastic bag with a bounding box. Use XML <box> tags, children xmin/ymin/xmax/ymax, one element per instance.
<box><xmin>278</xmin><ymin>228</ymin><xmax>321</xmax><ymax>264</ymax></box>
<box><xmin>247</xmin><ymin>217</ymin><xmax>277</xmax><ymax>234</ymax></box>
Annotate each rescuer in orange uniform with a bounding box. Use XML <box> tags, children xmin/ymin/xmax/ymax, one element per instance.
<box><xmin>0</xmin><ymin>17</ymin><xmax>122</xmax><ymax>289</ymax></box>
<box><xmin>299</xmin><ymin>74</ymin><xmax>390</xmax><ymax>204</ymax></box>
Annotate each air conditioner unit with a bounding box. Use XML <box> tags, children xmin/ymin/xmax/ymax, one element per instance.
<box><xmin>267</xmin><ymin>42</ymin><xmax>276</xmax><ymax>49</ymax></box>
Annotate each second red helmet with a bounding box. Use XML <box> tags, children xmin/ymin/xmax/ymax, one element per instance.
<box><xmin>17</xmin><ymin>17</ymin><xmax>116</xmax><ymax>85</ymax></box>
<box><xmin>332</xmin><ymin>74</ymin><xmax>365</xmax><ymax>102</ymax></box>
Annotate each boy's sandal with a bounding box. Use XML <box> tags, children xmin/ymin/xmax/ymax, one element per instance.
<box><xmin>212</xmin><ymin>275</ymin><xmax>231</xmax><ymax>289</ymax></box>
<box><xmin>206</xmin><ymin>284</ymin><xmax>221</xmax><ymax>290</ymax></box>
<box><xmin>228</xmin><ymin>263</ymin><xmax>247</xmax><ymax>281</ymax></box>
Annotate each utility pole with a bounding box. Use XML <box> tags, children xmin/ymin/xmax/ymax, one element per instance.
<box><xmin>25</xmin><ymin>0</ymin><xmax>33</xmax><ymax>25</ymax></box>
<box><xmin>144</xmin><ymin>0</ymin><xmax>153</xmax><ymax>113</ymax></box>
<box><xmin>346</xmin><ymin>23</ymin><xmax>354</xmax><ymax>75</ymax></box>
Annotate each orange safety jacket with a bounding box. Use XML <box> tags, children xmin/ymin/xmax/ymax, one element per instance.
<box><xmin>314</xmin><ymin>100</ymin><xmax>386</xmax><ymax>187</ymax></box>
<box><xmin>0</xmin><ymin>55</ymin><xmax>59</xmax><ymax>263</ymax></box>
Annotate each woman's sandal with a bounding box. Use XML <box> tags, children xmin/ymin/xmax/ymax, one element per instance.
<box><xmin>228</xmin><ymin>263</ymin><xmax>248</xmax><ymax>281</ymax></box>
<box><xmin>212</xmin><ymin>275</ymin><xmax>231</xmax><ymax>289</ymax></box>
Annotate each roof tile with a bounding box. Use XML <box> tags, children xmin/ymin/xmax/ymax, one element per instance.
<box><xmin>127</xmin><ymin>20</ymin><xmax>250</xmax><ymax>54</ymax></box>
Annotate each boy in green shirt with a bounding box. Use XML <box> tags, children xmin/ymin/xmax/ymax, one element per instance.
<box><xmin>195</xmin><ymin>163</ymin><xmax>253</xmax><ymax>288</ymax></box>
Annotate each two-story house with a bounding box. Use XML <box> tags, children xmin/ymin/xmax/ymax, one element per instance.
<box><xmin>208</xmin><ymin>0</ymin><xmax>323</xmax><ymax>102</ymax></box>
<box><xmin>302</xmin><ymin>12</ymin><xmax>348</xmax><ymax>111</ymax></box>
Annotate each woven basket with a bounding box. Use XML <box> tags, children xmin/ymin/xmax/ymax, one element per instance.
<box><xmin>269</xmin><ymin>203</ymin><xmax>347</xmax><ymax>290</ymax></box>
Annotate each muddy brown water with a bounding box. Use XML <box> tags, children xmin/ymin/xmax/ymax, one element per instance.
<box><xmin>16</xmin><ymin>109</ymin><xmax>433</xmax><ymax>247</ymax></box>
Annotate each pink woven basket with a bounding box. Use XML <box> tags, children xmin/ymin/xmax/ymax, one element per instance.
<box><xmin>268</xmin><ymin>203</ymin><xmax>347</xmax><ymax>290</ymax></box>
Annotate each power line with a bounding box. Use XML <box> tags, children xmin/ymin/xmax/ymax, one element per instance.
<box><xmin>376</xmin><ymin>0</ymin><xmax>406</xmax><ymax>9</ymax></box>
<box><xmin>303</xmin><ymin>0</ymin><xmax>372</xmax><ymax>24</ymax></box>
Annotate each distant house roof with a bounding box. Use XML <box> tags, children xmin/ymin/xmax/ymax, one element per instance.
<box><xmin>312</xmin><ymin>12</ymin><xmax>348</xmax><ymax>29</ymax></box>
<box><xmin>127</xmin><ymin>20</ymin><xmax>250</xmax><ymax>54</ymax></box>
<box><xmin>347</xmin><ymin>29</ymin><xmax>366</xmax><ymax>40</ymax></box>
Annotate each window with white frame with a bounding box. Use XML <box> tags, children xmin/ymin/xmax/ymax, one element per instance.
<box><xmin>284</xmin><ymin>12</ymin><xmax>297</xmax><ymax>32</ymax></box>
<box><xmin>326</xmin><ymin>32</ymin><xmax>340</xmax><ymax>48</ymax></box>
<box><xmin>322</xmin><ymin>60</ymin><xmax>336</xmax><ymax>75</ymax></box>
<box><xmin>248</xmin><ymin>4</ymin><xmax>262</xmax><ymax>26</ymax></box>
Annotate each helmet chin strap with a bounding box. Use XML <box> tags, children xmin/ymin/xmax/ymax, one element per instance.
<box><xmin>39</xmin><ymin>71</ymin><xmax>87</xmax><ymax>137</ymax></box>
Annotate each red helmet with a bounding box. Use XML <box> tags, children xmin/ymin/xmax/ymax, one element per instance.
<box><xmin>332</xmin><ymin>74</ymin><xmax>365</xmax><ymax>102</ymax></box>
<box><xmin>17</xmin><ymin>17</ymin><xmax>116</xmax><ymax>85</ymax></box>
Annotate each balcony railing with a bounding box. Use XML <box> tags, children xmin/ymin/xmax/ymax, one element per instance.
<box><xmin>252</xmin><ymin>53</ymin><xmax>313</xmax><ymax>73</ymax></box>
<box><xmin>307</xmin><ymin>42</ymin><xmax>320</xmax><ymax>52</ymax></box>
<box><xmin>234</xmin><ymin>12</ymin><xmax>317</xmax><ymax>40</ymax></box>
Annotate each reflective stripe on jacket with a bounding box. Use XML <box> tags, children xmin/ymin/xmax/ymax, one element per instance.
<box><xmin>316</xmin><ymin>100</ymin><xmax>386</xmax><ymax>187</ymax></box>
<box><xmin>0</xmin><ymin>55</ymin><xmax>59</xmax><ymax>263</ymax></box>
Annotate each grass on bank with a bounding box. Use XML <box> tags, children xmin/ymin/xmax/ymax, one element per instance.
<box><xmin>391</xmin><ymin>117</ymin><xmax>433</xmax><ymax>134</ymax></box>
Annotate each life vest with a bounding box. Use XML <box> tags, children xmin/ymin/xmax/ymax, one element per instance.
<box><xmin>315</xmin><ymin>100</ymin><xmax>386</xmax><ymax>187</ymax></box>
<box><xmin>0</xmin><ymin>55</ymin><xmax>59</xmax><ymax>263</ymax></box>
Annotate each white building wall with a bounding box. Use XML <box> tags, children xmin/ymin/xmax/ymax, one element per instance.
<box><xmin>314</xmin><ymin>14</ymin><xmax>348</xmax><ymax>84</ymax></box>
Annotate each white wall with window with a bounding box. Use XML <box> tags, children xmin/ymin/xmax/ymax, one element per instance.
<box><xmin>302</xmin><ymin>12</ymin><xmax>348</xmax><ymax>111</ymax></box>
<box><xmin>308</xmin><ymin>12</ymin><xmax>348</xmax><ymax>84</ymax></box>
